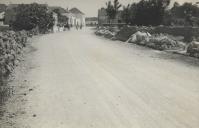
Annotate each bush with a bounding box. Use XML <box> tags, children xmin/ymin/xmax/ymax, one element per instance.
<box><xmin>0</xmin><ymin>30</ymin><xmax>28</xmax><ymax>83</ymax></box>
<box><xmin>11</xmin><ymin>3</ymin><xmax>54</xmax><ymax>33</ymax></box>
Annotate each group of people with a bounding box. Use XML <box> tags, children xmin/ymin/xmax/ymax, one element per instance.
<box><xmin>75</xmin><ymin>23</ymin><xmax>83</xmax><ymax>30</ymax></box>
<box><xmin>63</xmin><ymin>22</ymin><xmax>83</xmax><ymax>31</ymax></box>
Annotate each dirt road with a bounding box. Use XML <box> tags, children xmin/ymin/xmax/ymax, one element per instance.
<box><xmin>1</xmin><ymin>28</ymin><xmax>199</xmax><ymax>128</ymax></box>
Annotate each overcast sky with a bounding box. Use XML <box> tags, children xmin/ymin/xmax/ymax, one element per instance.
<box><xmin>0</xmin><ymin>0</ymin><xmax>198</xmax><ymax>17</ymax></box>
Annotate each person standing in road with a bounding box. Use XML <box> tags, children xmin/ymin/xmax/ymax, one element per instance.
<box><xmin>76</xmin><ymin>22</ymin><xmax>79</xmax><ymax>30</ymax></box>
<box><xmin>80</xmin><ymin>24</ymin><xmax>83</xmax><ymax>30</ymax></box>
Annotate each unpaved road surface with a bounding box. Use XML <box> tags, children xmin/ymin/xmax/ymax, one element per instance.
<box><xmin>0</xmin><ymin>28</ymin><xmax>199</xmax><ymax>128</ymax></box>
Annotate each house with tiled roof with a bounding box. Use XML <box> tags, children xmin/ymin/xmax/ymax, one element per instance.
<box><xmin>62</xmin><ymin>7</ymin><xmax>85</xmax><ymax>27</ymax></box>
<box><xmin>48</xmin><ymin>6</ymin><xmax>67</xmax><ymax>13</ymax></box>
<box><xmin>3</xmin><ymin>4</ymin><xmax>19</xmax><ymax>25</ymax></box>
<box><xmin>85</xmin><ymin>17</ymin><xmax>98</xmax><ymax>26</ymax></box>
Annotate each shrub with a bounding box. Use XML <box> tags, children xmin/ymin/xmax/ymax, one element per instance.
<box><xmin>0</xmin><ymin>30</ymin><xmax>28</xmax><ymax>83</ymax></box>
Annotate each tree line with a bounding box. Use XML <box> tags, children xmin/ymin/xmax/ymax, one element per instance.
<box><xmin>11</xmin><ymin>3</ymin><xmax>54</xmax><ymax>32</ymax></box>
<box><xmin>105</xmin><ymin>0</ymin><xmax>199</xmax><ymax>26</ymax></box>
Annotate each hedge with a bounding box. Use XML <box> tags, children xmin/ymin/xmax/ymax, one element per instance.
<box><xmin>0</xmin><ymin>30</ymin><xmax>28</xmax><ymax>85</ymax></box>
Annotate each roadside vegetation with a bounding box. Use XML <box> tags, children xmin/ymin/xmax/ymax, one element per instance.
<box><xmin>0</xmin><ymin>3</ymin><xmax>57</xmax><ymax>85</ymax></box>
<box><xmin>120</xmin><ymin>0</ymin><xmax>199</xmax><ymax>26</ymax></box>
<box><xmin>0</xmin><ymin>3</ymin><xmax>56</xmax><ymax>105</ymax></box>
<box><xmin>10</xmin><ymin>3</ymin><xmax>54</xmax><ymax>33</ymax></box>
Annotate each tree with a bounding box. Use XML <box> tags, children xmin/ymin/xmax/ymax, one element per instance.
<box><xmin>121</xmin><ymin>4</ymin><xmax>131</xmax><ymax>24</ymax></box>
<box><xmin>105</xmin><ymin>1</ymin><xmax>115</xmax><ymax>24</ymax></box>
<box><xmin>173</xmin><ymin>2</ymin><xmax>180</xmax><ymax>8</ymax></box>
<box><xmin>134</xmin><ymin>0</ymin><xmax>170</xmax><ymax>26</ymax></box>
<box><xmin>11</xmin><ymin>3</ymin><xmax>54</xmax><ymax>33</ymax></box>
<box><xmin>105</xmin><ymin>0</ymin><xmax>121</xmax><ymax>24</ymax></box>
<box><xmin>170</xmin><ymin>2</ymin><xmax>199</xmax><ymax>26</ymax></box>
<box><xmin>113</xmin><ymin>0</ymin><xmax>122</xmax><ymax>13</ymax></box>
<box><xmin>121</xmin><ymin>3</ymin><xmax>137</xmax><ymax>25</ymax></box>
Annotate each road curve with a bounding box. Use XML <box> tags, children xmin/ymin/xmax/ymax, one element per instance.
<box><xmin>2</xmin><ymin>28</ymin><xmax>199</xmax><ymax>128</ymax></box>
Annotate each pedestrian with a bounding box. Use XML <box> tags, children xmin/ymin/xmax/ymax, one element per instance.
<box><xmin>80</xmin><ymin>24</ymin><xmax>82</xmax><ymax>30</ymax></box>
<box><xmin>76</xmin><ymin>22</ymin><xmax>79</xmax><ymax>30</ymax></box>
<box><xmin>65</xmin><ymin>23</ymin><xmax>70</xmax><ymax>30</ymax></box>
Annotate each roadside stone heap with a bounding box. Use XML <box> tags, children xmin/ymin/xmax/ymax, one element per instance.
<box><xmin>127</xmin><ymin>32</ymin><xmax>186</xmax><ymax>51</ymax></box>
<box><xmin>187</xmin><ymin>40</ymin><xmax>199</xmax><ymax>58</ymax></box>
<box><xmin>95</xmin><ymin>27</ymin><xmax>199</xmax><ymax>59</ymax></box>
<box><xmin>95</xmin><ymin>27</ymin><xmax>117</xmax><ymax>40</ymax></box>
<box><xmin>0</xmin><ymin>30</ymin><xmax>28</xmax><ymax>81</ymax></box>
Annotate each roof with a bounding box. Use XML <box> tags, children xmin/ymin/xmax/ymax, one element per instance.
<box><xmin>69</xmin><ymin>8</ymin><xmax>84</xmax><ymax>15</ymax></box>
<box><xmin>49</xmin><ymin>6</ymin><xmax>67</xmax><ymax>13</ymax></box>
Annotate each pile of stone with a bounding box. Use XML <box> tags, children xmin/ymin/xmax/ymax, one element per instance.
<box><xmin>127</xmin><ymin>31</ymin><xmax>151</xmax><ymax>45</ymax></box>
<box><xmin>187</xmin><ymin>40</ymin><xmax>199</xmax><ymax>58</ymax></box>
<box><xmin>0</xmin><ymin>30</ymin><xmax>28</xmax><ymax>81</ymax></box>
<box><xmin>95</xmin><ymin>27</ymin><xmax>116</xmax><ymax>39</ymax></box>
<box><xmin>128</xmin><ymin>32</ymin><xmax>185</xmax><ymax>51</ymax></box>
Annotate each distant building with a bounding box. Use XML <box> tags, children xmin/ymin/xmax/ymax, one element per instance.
<box><xmin>0</xmin><ymin>4</ymin><xmax>7</xmax><ymax>12</ymax></box>
<box><xmin>62</xmin><ymin>8</ymin><xmax>86</xmax><ymax>27</ymax></box>
<box><xmin>0</xmin><ymin>12</ymin><xmax>5</xmax><ymax>26</ymax></box>
<box><xmin>4</xmin><ymin>4</ymin><xmax>18</xmax><ymax>25</ymax></box>
<box><xmin>98</xmin><ymin>7</ymin><xmax>123</xmax><ymax>25</ymax></box>
<box><xmin>98</xmin><ymin>8</ymin><xmax>108</xmax><ymax>25</ymax></box>
<box><xmin>0</xmin><ymin>4</ymin><xmax>7</xmax><ymax>25</ymax></box>
<box><xmin>85</xmin><ymin>17</ymin><xmax>98</xmax><ymax>26</ymax></box>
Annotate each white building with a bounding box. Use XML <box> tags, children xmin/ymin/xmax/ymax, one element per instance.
<box><xmin>0</xmin><ymin>11</ymin><xmax>5</xmax><ymax>26</ymax></box>
<box><xmin>62</xmin><ymin>8</ymin><xmax>85</xmax><ymax>27</ymax></box>
<box><xmin>52</xmin><ymin>12</ymin><xmax>59</xmax><ymax>32</ymax></box>
<box><xmin>86</xmin><ymin>17</ymin><xmax>98</xmax><ymax>26</ymax></box>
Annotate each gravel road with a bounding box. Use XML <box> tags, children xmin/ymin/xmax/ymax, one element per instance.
<box><xmin>1</xmin><ymin>28</ymin><xmax>199</xmax><ymax>128</ymax></box>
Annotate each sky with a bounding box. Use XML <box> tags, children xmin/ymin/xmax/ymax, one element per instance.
<box><xmin>0</xmin><ymin>0</ymin><xmax>198</xmax><ymax>17</ymax></box>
